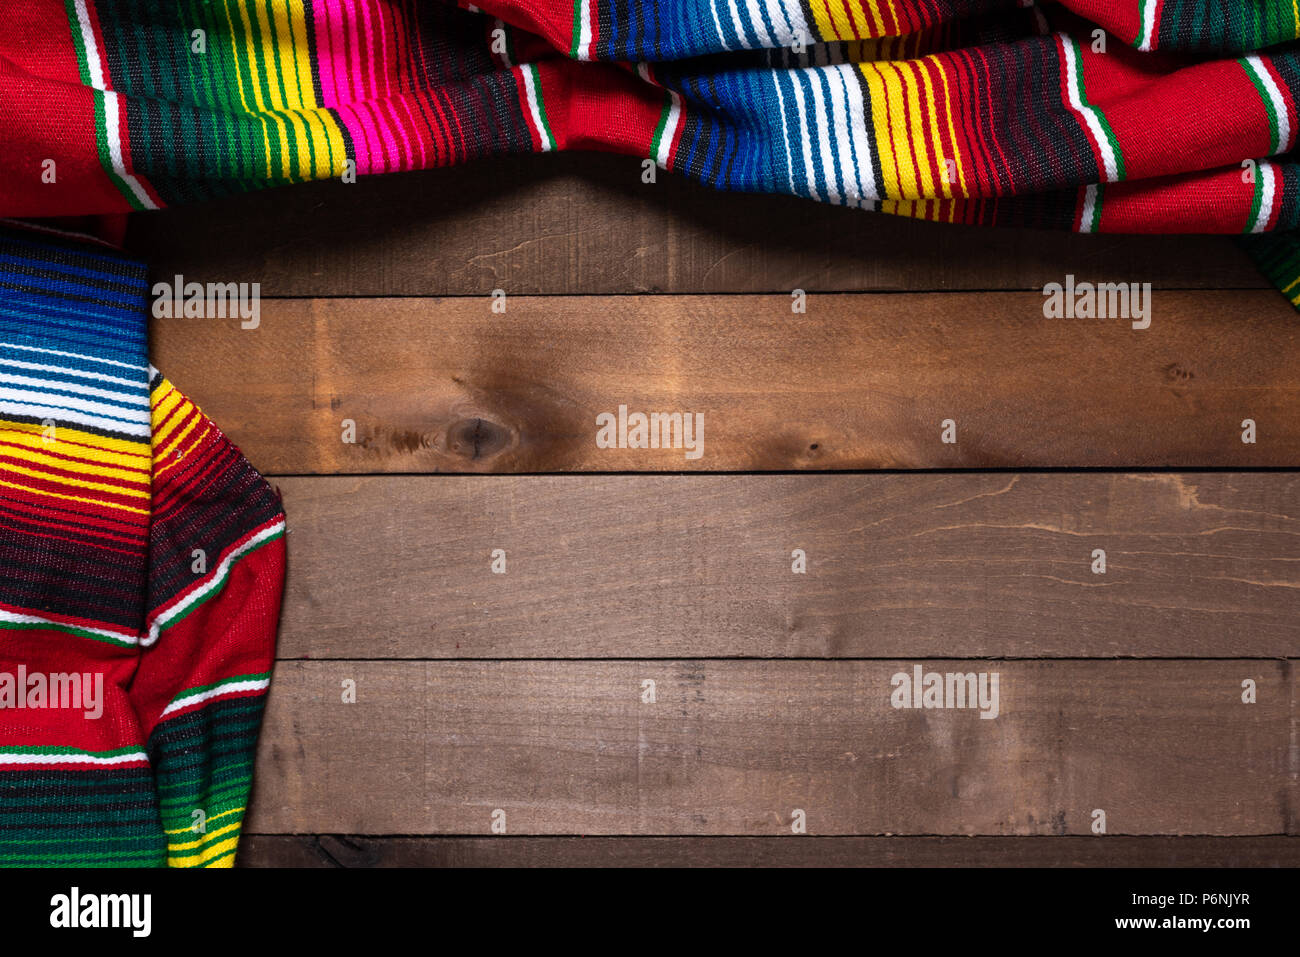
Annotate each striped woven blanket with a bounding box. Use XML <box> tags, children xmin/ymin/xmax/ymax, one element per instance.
<box><xmin>0</xmin><ymin>223</ymin><xmax>285</xmax><ymax>866</ymax></box>
<box><xmin>4</xmin><ymin>2</ymin><xmax>1300</xmax><ymax>273</ymax></box>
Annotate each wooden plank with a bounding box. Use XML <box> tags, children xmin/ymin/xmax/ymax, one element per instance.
<box><xmin>272</xmin><ymin>473</ymin><xmax>1300</xmax><ymax>660</ymax></box>
<box><xmin>237</xmin><ymin>835</ymin><xmax>1300</xmax><ymax>867</ymax></box>
<box><xmin>124</xmin><ymin>154</ymin><xmax>1265</xmax><ymax>296</ymax></box>
<box><xmin>151</xmin><ymin>292</ymin><xmax>1300</xmax><ymax>474</ymax></box>
<box><xmin>245</xmin><ymin>660</ymin><xmax>1293</xmax><ymax>836</ymax></box>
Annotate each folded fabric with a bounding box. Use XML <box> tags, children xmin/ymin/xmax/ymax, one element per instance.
<box><xmin>2</xmin><ymin>2</ymin><xmax>1300</xmax><ymax>266</ymax></box>
<box><xmin>0</xmin><ymin>223</ymin><xmax>285</xmax><ymax>866</ymax></box>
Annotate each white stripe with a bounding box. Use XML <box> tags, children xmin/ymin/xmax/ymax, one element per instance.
<box><xmin>71</xmin><ymin>0</ymin><xmax>104</xmax><ymax>89</ymax></box>
<box><xmin>577</xmin><ymin>0</ymin><xmax>594</xmax><ymax>60</ymax></box>
<box><xmin>0</xmin><ymin>371</ymin><xmax>145</xmax><ymax>407</ymax></box>
<box><xmin>771</xmin><ymin>74</ymin><xmax>797</xmax><ymax>196</ymax></box>
<box><xmin>1244</xmin><ymin>56</ymin><xmax>1292</xmax><ymax>153</ymax></box>
<box><xmin>1137</xmin><ymin>0</ymin><xmax>1157</xmax><ymax>51</ymax></box>
<box><xmin>728</xmin><ymin>0</ymin><xmax>754</xmax><ymax>49</ymax></box>
<box><xmin>71</xmin><ymin>1</ymin><xmax>157</xmax><ymax>209</ymax></box>
<box><xmin>788</xmin><ymin>75</ymin><xmax>820</xmax><ymax>201</ymax></box>
<box><xmin>101</xmin><ymin>92</ymin><xmax>158</xmax><ymax>210</ymax></box>
<box><xmin>147</xmin><ymin>521</ymin><xmax>286</xmax><ymax>645</ymax></box>
<box><xmin>0</xmin><ymin>355</ymin><xmax>141</xmax><ymax>389</ymax></box>
<box><xmin>521</xmin><ymin>68</ymin><xmax>554</xmax><ymax>152</ymax></box>
<box><xmin>0</xmin><ymin>751</ymin><xmax>147</xmax><ymax>767</ymax></box>
<box><xmin>773</xmin><ymin>0</ymin><xmax>810</xmax><ymax>50</ymax></box>
<box><xmin>742</xmin><ymin>0</ymin><xmax>774</xmax><ymax>47</ymax></box>
<box><xmin>1252</xmin><ymin>160</ymin><xmax>1277</xmax><ymax>233</ymax></box>
<box><xmin>0</xmin><ymin>398</ymin><xmax>150</xmax><ymax>437</ymax></box>
<box><xmin>161</xmin><ymin>678</ymin><xmax>271</xmax><ymax>718</ymax></box>
<box><xmin>709</xmin><ymin>0</ymin><xmax>732</xmax><ymax>52</ymax></box>
<box><xmin>806</xmin><ymin>72</ymin><xmax>841</xmax><ymax>205</ymax></box>
<box><xmin>823</xmin><ymin>67</ymin><xmax>862</xmax><ymax>206</ymax></box>
<box><xmin>0</xmin><ymin>607</ymin><xmax>137</xmax><ymax>644</ymax></box>
<box><xmin>655</xmin><ymin>92</ymin><xmax>682</xmax><ymax>169</ymax></box>
<box><xmin>838</xmin><ymin>65</ymin><xmax>880</xmax><ymax>203</ymax></box>
<box><xmin>0</xmin><ymin>385</ymin><xmax>148</xmax><ymax>423</ymax></box>
<box><xmin>0</xmin><ymin>340</ymin><xmax>142</xmax><ymax>372</ymax></box>
<box><xmin>1061</xmin><ymin>35</ymin><xmax>1119</xmax><ymax>183</ymax></box>
<box><xmin>1078</xmin><ymin>183</ymin><xmax>1099</xmax><ymax>233</ymax></box>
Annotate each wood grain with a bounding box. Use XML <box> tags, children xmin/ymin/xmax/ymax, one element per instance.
<box><xmin>125</xmin><ymin>153</ymin><xmax>1265</xmax><ymax>297</ymax></box>
<box><xmin>238</xmin><ymin>835</ymin><xmax>1300</xmax><ymax>867</ymax></box>
<box><xmin>151</xmin><ymin>292</ymin><xmax>1300</xmax><ymax>474</ymax></box>
<box><xmin>272</xmin><ymin>473</ymin><xmax>1300</xmax><ymax>660</ymax></box>
<box><xmin>246</xmin><ymin>660</ymin><xmax>1294</xmax><ymax>836</ymax></box>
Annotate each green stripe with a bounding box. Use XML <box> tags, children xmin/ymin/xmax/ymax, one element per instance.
<box><xmin>649</xmin><ymin>90</ymin><xmax>672</xmax><ymax>163</ymax></box>
<box><xmin>166</xmin><ymin>671</ymin><xmax>272</xmax><ymax>708</ymax></box>
<box><xmin>529</xmin><ymin>65</ymin><xmax>556</xmax><ymax>151</ymax></box>
<box><xmin>1242</xmin><ymin>59</ymin><xmax>1281</xmax><ymax>156</ymax></box>
<box><xmin>1088</xmin><ymin>183</ymin><xmax>1104</xmax><ymax>233</ymax></box>
<box><xmin>569</xmin><ymin>0</ymin><xmax>583</xmax><ymax>58</ymax></box>
<box><xmin>1070</xmin><ymin>39</ymin><xmax>1126</xmax><ymax>182</ymax></box>
<box><xmin>61</xmin><ymin>1</ymin><xmax>145</xmax><ymax>209</ymax></box>
<box><xmin>0</xmin><ymin>618</ymin><xmax>135</xmax><ymax>648</ymax></box>
<box><xmin>1135</xmin><ymin>0</ymin><xmax>1150</xmax><ymax>46</ymax></box>
<box><xmin>0</xmin><ymin>744</ymin><xmax>142</xmax><ymax>758</ymax></box>
<box><xmin>156</xmin><ymin>527</ymin><xmax>284</xmax><ymax>635</ymax></box>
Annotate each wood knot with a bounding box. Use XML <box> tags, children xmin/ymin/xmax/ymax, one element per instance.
<box><xmin>446</xmin><ymin>417</ymin><xmax>510</xmax><ymax>460</ymax></box>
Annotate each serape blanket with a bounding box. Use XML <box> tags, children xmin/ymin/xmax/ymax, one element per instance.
<box><xmin>0</xmin><ymin>222</ymin><xmax>285</xmax><ymax>866</ymax></box>
<box><xmin>2</xmin><ymin>1</ymin><xmax>1300</xmax><ymax>296</ymax></box>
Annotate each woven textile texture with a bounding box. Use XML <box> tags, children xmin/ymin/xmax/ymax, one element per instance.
<box><xmin>2</xmin><ymin>2</ymin><xmax>1300</xmax><ymax>275</ymax></box>
<box><xmin>0</xmin><ymin>223</ymin><xmax>285</xmax><ymax>866</ymax></box>
<box><xmin>5</xmin><ymin>1</ymin><xmax>1300</xmax><ymax>298</ymax></box>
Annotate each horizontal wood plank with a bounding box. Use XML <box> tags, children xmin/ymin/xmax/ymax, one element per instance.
<box><xmin>125</xmin><ymin>154</ymin><xmax>1265</xmax><ymax>296</ymax></box>
<box><xmin>273</xmin><ymin>473</ymin><xmax>1300</xmax><ymax>659</ymax></box>
<box><xmin>152</xmin><ymin>292</ymin><xmax>1300</xmax><ymax>473</ymax></box>
<box><xmin>246</xmin><ymin>660</ymin><xmax>1294</xmax><ymax>836</ymax></box>
<box><xmin>237</xmin><ymin>835</ymin><xmax>1300</xmax><ymax>867</ymax></box>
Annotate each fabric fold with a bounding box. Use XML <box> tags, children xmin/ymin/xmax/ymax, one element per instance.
<box><xmin>0</xmin><ymin>223</ymin><xmax>284</xmax><ymax>867</ymax></box>
<box><xmin>4</xmin><ymin>2</ymin><xmax>1299</xmax><ymax>300</ymax></box>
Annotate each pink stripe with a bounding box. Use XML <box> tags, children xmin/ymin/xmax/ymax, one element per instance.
<box><xmin>314</xmin><ymin>0</ymin><xmax>348</xmax><ymax>106</ymax></box>
<box><xmin>354</xmin><ymin>0</ymin><xmax>380</xmax><ymax>101</ymax></box>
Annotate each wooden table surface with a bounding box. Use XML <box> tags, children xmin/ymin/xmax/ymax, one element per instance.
<box><xmin>129</xmin><ymin>152</ymin><xmax>1299</xmax><ymax>867</ymax></box>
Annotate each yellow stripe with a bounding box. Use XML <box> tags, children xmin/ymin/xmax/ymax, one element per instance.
<box><xmin>909</xmin><ymin>59</ymin><xmax>951</xmax><ymax>199</ymax></box>
<box><xmin>0</xmin><ymin>477</ymin><xmax>149</xmax><ymax>514</ymax></box>
<box><xmin>897</xmin><ymin>61</ymin><xmax>937</xmax><ymax>199</ymax></box>
<box><xmin>0</xmin><ymin>461</ymin><xmax>150</xmax><ymax>499</ymax></box>
<box><xmin>0</xmin><ymin>418</ymin><xmax>148</xmax><ymax>462</ymax></box>
<box><xmin>165</xmin><ymin>806</ymin><xmax>246</xmax><ymax>836</ymax></box>
<box><xmin>284</xmin><ymin>5</ymin><xmax>340</xmax><ymax>179</ymax></box>
<box><xmin>150</xmin><ymin>380</ymin><xmax>184</xmax><ymax>428</ymax></box>
<box><xmin>826</xmin><ymin>0</ymin><xmax>856</xmax><ymax>40</ymax></box>
<box><xmin>243</xmin><ymin>0</ymin><xmax>297</xmax><ymax>181</ymax></box>
<box><xmin>258</xmin><ymin>0</ymin><xmax>316</xmax><ymax>181</ymax></box>
<box><xmin>932</xmin><ymin>55</ymin><xmax>970</xmax><ymax>199</ymax></box>
<box><xmin>167</xmin><ymin>819</ymin><xmax>243</xmax><ymax>854</ymax></box>
<box><xmin>863</xmin><ymin>62</ymin><xmax>920</xmax><ymax>198</ymax></box>
<box><xmin>167</xmin><ymin>834</ymin><xmax>241</xmax><ymax>867</ymax></box>
<box><xmin>860</xmin><ymin>0</ymin><xmax>886</xmax><ymax>36</ymax></box>
<box><xmin>807</xmin><ymin>0</ymin><xmax>840</xmax><ymax>41</ymax></box>
<box><xmin>0</xmin><ymin>444</ymin><xmax>148</xmax><ymax>484</ymax></box>
<box><xmin>0</xmin><ymin>421</ymin><xmax>150</xmax><ymax>469</ymax></box>
<box><xmin>223</xmin><ymin>0</ymin><xmax>275</xmax><ymax>178</ymax></box>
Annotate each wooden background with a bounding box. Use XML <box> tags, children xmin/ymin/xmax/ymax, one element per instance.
<box><xmin>129</xmin><ymin>153</ymin><xmax>1299</xmax><ymax>867</ymax></box>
